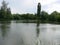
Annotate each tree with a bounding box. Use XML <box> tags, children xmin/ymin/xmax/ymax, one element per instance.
<box><xmin>49</xmin><ymin>11</ymin><xmax>58</xmax><ymax>22</ymax></box>
<box><xmin>6</xmin><ymin>8</ymin><xmax>12</xmax><ymax>19</ymax></box>
<box><xmin>0</xmin><ymin>0</ymin><xmax>11</xmax><ymax>20</ymax></box>
<box><xmin>1</xmin><ymin>0</ymin><xmax>8</xmax><ymax>11</ymax></box>
<box><xmin>41</xmin><ymin>11</ymin><xmax>48</xmax><ymax>22</ymax></box>
<box><xmin>7</xmin><ymin>8</ymin><xmax>11</xmax><ymax>15</ymax></box>
<box><xmin>37</xmin><ymin>3</ymin><xmax>41</xmax><ymax>17</ymax></box>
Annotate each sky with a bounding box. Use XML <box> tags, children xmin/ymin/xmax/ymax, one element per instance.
<box><xmin>0</xmin><ymin>0</ymin><xmax>60</xmax><ymax>14</ymax></box>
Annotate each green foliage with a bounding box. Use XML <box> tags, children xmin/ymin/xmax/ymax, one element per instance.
<box><xmin>40</xmin><ymin>11</ymin><xmax>48</xmax><ymax>22</ymax></box>
<box><xmin>37</xmin><ymin>3</ymin><xmax>41</xmax><ymax>17</ymax></box>
<box><xmin>12</xmin><ymin>14</ymin><xmax>21</xmax><ymax>20</ymax></box>
<box><xmin>0</xmin><ymin>0</ymin><xmax>12</xmax><ymax>20</ymax></box>
<box><xmin>12</xmin><ymin>14</ymin><xmax>37</xmax><ymax>20</ymax></box>
<box><xmin>56</xmin><ymin>15</ymin><xmax>60</xmax><ymax>22</ymax></box>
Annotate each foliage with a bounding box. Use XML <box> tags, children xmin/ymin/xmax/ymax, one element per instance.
<box><xmin>37</xmin><ymin>3</ymin><xmax>41</xmax><ymax>17</ymax></box>
<box><xmin>0</xmin><ymin>0</ymin><xmax>12</xmax><ymax>20</ymax></box>
<box><xmin>40</xmin><ymin>11</ymin><xmax>48</xmax><ymax>22</ymax></box>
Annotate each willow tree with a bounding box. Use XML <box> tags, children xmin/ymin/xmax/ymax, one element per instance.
<box><xmin>37</xmin><ymin>3</ymin><xmax>41</xmax><ymax>17</ymax></box>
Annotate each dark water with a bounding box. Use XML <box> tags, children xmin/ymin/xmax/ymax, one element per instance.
<box><xmin>0</xmin><ymin>21</ymin><xmax>60</xmax><ymax>45</ymax></box>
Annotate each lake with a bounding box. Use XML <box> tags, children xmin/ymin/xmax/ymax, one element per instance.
<box><xmin>0</xmin><ymin>21</ymin><xmax>60</xmax><ymax>45</ymax></box>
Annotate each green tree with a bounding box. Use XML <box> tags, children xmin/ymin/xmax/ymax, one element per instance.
<box><xmin>0</xmin><ymin>0</ymin><xmax>11</xmax><ymax>20</ymax></box>
<box><xmin>37</xmin><ymin>3</ymin><xmax>41</xmax><ymax>17</ymax></box>
<box><xmin>6</xmin><ymin>8</ymin><xmax>12</xmax><ymax>19</ymax></box>
<box><xmin>41</xmin><ymin>11</ymin><xmax>48</xmax><ymax>22</ymax></box>
<box><xmin>48</xmin><ymin>11</ymin><xmax>58</xmax><ymax>22</ymax></box>
<box><xmin>56</xmin><ymin>15</ymin><xmax>60</xmax><ymax>22</ymax></box>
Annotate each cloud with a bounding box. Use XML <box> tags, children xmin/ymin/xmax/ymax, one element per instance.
<box><xmin>47</xmin><ymin>3</ymin><xmax>60</xmax><ymax>14</ymax></box>
<box><xmin>40</xmin><ymin>0</ymin><xmax>58</xmax><ymax>5</ymax></box>
<box><xmin>41</xmin><ymin>0</ymin><xmax>60</xmax><ymax>14</ymax></box>
<box><xmin>0</xmin><ymin>0</ymin><xmax>60</xmax><ymax>14</ymax></box>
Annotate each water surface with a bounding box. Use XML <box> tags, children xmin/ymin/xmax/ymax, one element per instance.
<box><xmin>0</xmin><ymin>21</ymin><xmax>60</xmax><ymax>45</ymax></box>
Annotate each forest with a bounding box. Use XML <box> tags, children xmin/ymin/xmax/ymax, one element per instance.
<box><xmin>0</xmin><ymin>0</ymin><xmax>60</xmax><ymax>23</ymax></box>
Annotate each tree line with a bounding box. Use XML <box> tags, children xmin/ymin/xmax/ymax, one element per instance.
<box><xmin>0</xmin><ymin>0</ymin><xmax>60</xmax><ymax>23</ymax></box>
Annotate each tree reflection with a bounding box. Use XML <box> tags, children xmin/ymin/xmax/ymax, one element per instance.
<box><xmin>0</xmin><ymin>21</ymin><xmax>11</xmax><ymax>39</ymax></box>
<box><xmin>36</xmin><ymin>20</ymin><xmax>40</xmax><ymax>37</ymax></box>
<box><xmin>36</xmin><ymin>20</ymin><xmax>41</xmax><ymax>45</ymax></box>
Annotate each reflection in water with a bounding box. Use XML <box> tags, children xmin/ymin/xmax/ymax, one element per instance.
<box><xmin>36</xmin><ymin>21</ymin><xmax>40</xmax><ymax>45</ymax></box>
<box><xmin>0</xmin><ymin>21</ymin><xmax>11</xmax><ymax>38</ymax></box>
<box><xmin>36</xmin><ymin>22</ymin><xmax>40</xmax><ymax>37</ymax></box>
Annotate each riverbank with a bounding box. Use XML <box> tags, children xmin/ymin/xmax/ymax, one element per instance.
<box><xmin>0</xmin><ymin>20</ymin><xmax>60</xmax><ymax>24</ymax></box>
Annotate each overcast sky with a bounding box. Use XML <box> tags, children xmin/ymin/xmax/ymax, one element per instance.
<box><xmin>0</xmin><ymin>0</ymin><xmax>60</xmax><ymax>14</ymax></box>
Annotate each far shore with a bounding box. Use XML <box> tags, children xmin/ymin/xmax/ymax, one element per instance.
<box><xmin>0</xmin><ymin>20</ymin><xmax>60</xmax><ymax>24</ymax></box>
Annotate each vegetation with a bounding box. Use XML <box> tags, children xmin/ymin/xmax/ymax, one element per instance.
<box><xmin>37</xmin><ymin>3</ymin><xmax>41</xmax><ymax>17</ymax></box>
<box><xmin>0</xmin><ymin>1</ymin><xmax>60</xmax><ymax>23</ymax></box>
<box><xmin>0</xmin><ymin>0</ymin><xmax>12</xmax><ymax>20</ymax></box>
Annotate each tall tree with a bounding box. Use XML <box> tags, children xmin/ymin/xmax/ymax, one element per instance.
<box><xmin>0</xmin><ymin>0</ymin><xmax>11</xmax><ymax>19</ymax></box>
<box><xmin>37</xmin><ymin>3</ymin><xmax>41</xmax><ymax>17</ymax></box>
<box><xmin>1</xmin><ymin>0</ymin><xmax>8</xmax><ymax>11</ymax></box>
<box><xmin>0</xmin><ymin>0</ymin><xmax>8</xmax><ymax>19</ymax></box>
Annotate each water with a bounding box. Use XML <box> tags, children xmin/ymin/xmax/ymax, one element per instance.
<box><xmin>0</xmin><ymin>21</ymin><xmax>60</xmax><ymax>45</ymax></box>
